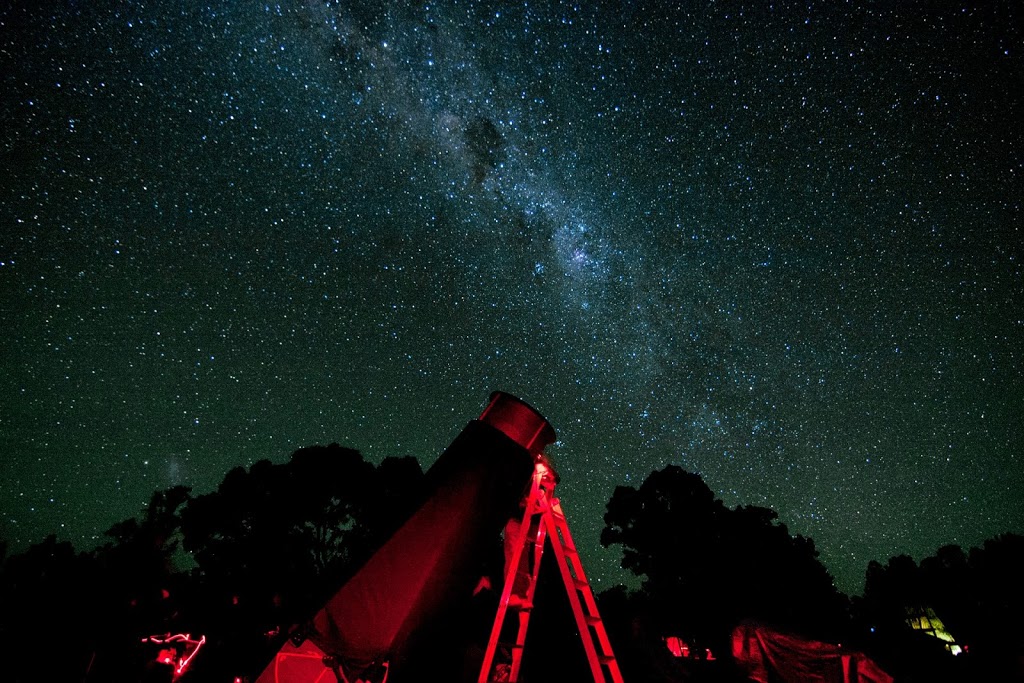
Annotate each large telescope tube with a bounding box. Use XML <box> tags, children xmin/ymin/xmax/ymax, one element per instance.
<box><xmin>303</xmin><ymin>392</ymin><xmax>556</xmax><ymax>680</ymax></box>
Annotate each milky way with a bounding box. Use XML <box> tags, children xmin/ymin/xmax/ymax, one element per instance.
<box><xmin>2</xmin><ymin>1</ymin><xmax>1021</xmax><ymax>596</ymax></box>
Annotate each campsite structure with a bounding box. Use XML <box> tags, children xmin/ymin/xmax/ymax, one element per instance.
<box><xmin>731</xmin><ymin>621</ymin><xmax>894</xmax><ymax>683</ymax></box>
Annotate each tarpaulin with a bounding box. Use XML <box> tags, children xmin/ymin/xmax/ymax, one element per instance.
<box><xmin>732</xmin><ymin>620</ymin><xmax>893</xmax><ymax>683</ymax></box>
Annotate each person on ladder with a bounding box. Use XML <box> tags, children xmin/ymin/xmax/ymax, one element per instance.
<box><xmin>481</xmin><ymin>449</ymin><xmax>624</xmax><ymax>683</ymax></box>
<box><xmin>502</xmin><ymin>453</ymin><xmax>559</xmax><ymax>610</ymax></box>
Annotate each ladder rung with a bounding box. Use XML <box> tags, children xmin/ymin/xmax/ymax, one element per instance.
<box><xmin>504</xmin><ymin>601</ymin><xmax>533</xmax><ymax>611</ymax></box>
<box><xmin>480</xmin><ymin>482</ymin><xmax>624</xmax><ymax>683</ymax></box>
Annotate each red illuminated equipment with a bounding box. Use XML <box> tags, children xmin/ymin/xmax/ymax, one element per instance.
<box><xmin>142</xmin><ymin>633</ymin><xmax>206</xmax><ymax>680</ymax></box>
<box><xmin>477</xmin><ymin>453</ymin><xmax>623</xmax><ymax>683</ymax></box>
<box><xmin>254</xmin><ymin>392</ymin><xmax>618</xmax><ymax>683</ymax></box>
<box><xmin>732</xmin><ymin>621</ymin><xmax>893</xmax><ymax>683</ymax></box>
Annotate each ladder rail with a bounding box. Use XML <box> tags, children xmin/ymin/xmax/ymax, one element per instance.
<box><xmin>477</xmin><ymin>475</ymin><xmax>543</xmax><ymax>683</ymax></box>
<box><xmin>478</xmin><ymin>465</ymin><xmax>624</xmax><ymax>683</ymax></box>
<box><xmin>508</xmin><ymin>511</ymin><xmax>548</xmax><ymax>682</ymax></box>
<box><xmin>544</xmin><ymin>502</ymin><xmax>624</xmax><ymax>683</ymax></box>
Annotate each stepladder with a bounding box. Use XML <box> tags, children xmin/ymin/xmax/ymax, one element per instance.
<box><xmin>477</xmin><ymin>459</ymin><xmax>624</xmax><ymax>683</ymax></box>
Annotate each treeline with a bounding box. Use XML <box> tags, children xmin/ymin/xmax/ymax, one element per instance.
<box><xmin>0</xmin><ymin>446</ymin><xmax>1020</xmax><ymax>682</ymax></box>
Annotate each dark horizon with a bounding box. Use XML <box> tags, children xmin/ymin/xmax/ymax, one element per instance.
<box><xmin>3</xmin><ymin>435</ymin><xmax>1021</xmax><ymax>604</ymax></box>
<box><xmin>4</xmin><ymin>436</ymin><xmax>1021</xmax><ymax>683</ymax></box>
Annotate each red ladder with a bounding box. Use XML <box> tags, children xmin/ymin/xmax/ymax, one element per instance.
<box><xmin>477</xmin><ymin>465</ymin><xmax>624</xmax><ymax>683</ymax></box>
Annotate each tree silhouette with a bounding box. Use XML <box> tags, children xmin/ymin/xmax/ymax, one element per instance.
<box><xmin>173</xmin><ymin>444</ymin><xmax>428</xmax><ymax>681</ymax></box>
<box><xmin>967</xmin><ymin>533</ymin><xmax>1024</xmax><ymax>674</ymax></box>
<box><xmin>601</xmin><ymin>464</ymin><xmax>849</xmax><ymax>657</ymax></box>
<box><xmin>0</xmin><ymin>486</ymin><xmax>191</xmax><ymax>682</ymax></box>
<box><xmin>857</xmin><ymin>533</ymin><xmax>1024</xmax><ymax>682</ymax></box>
<box><xmin>4</xmin><ymin>449</ymin><xmax>1021</xmax><ymax>683</ymax></box>
<box><xmin>97</xmin><ymin>484</ymin><xmax>192</xmax><ymax>616</ymax></box>
<box><xmin>0</xmin><ymin>535</ymin><xmax>104</xmax><ymax>682</ymax></box>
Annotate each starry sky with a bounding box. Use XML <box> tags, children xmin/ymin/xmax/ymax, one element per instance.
<box><xmin>2</xmin><ymin>0</ymin><xmax>1021</xmax><ymax>597</ymax></box>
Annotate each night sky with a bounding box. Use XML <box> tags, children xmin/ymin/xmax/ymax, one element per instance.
<box><xmin>2</xmin><ymin>1</ymin><xmax>1021</xmax><ymax>597</ymax></box>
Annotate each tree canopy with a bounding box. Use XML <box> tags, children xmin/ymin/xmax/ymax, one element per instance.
<box><xmin>601</xmin><ymin>464</ymin><xmax>850</xmax><ymax>648</ymax></box>
<box><xmin>1</xmin><ymin>451</ymin><xmax>1020</xmax><ymax>682</ymax></box>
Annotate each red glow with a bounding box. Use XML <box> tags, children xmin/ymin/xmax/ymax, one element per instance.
<box><xmin>665</xmin><ymin>636</ymin><xmax>690</xmax><ymax>658</ymax></box>
<box><xmin>143</xmin><ymin>632</ymin><xmax>206</xmax><ymax>679</ymax></box>
<box><xmin>664</xmin><ymin>636</ymin><xmax>715</xmax><ymax>661</ymax></box>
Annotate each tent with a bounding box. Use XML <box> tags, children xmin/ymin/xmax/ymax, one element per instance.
<box><xmin>732</xmin><ymin>620</ymin><xmax>893</xmax><ymax>683</ymax></box>
<box><xmin>254</xmin><ymin>392</ymin><xmax>556</xmax><ymax>683</ymax></box>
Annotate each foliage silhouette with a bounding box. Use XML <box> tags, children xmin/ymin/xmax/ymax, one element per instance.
<box><xmin>855</xmin><ymin>532</ymin><xmax>1024</xmax><ymax>682</ymax></box>
<box><xmin>600</xmin><ymin>464</ymin><xmax>851</xmax><ymax>657</ymax></box>
<box><xmin>1</xmin><ymin>451</ymin><xmax>1021</xmax><ymax>682</ymax></box>
<box><xmin>176</xmin><ymin>444</ymin><xmax>426</xmax><ymax>681</ymax></box>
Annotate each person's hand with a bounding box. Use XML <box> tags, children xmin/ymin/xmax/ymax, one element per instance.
<box><xmin>473</xmin><ymin>575</ymin><xmax>493</xmax><ymax>596</ymax></box>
